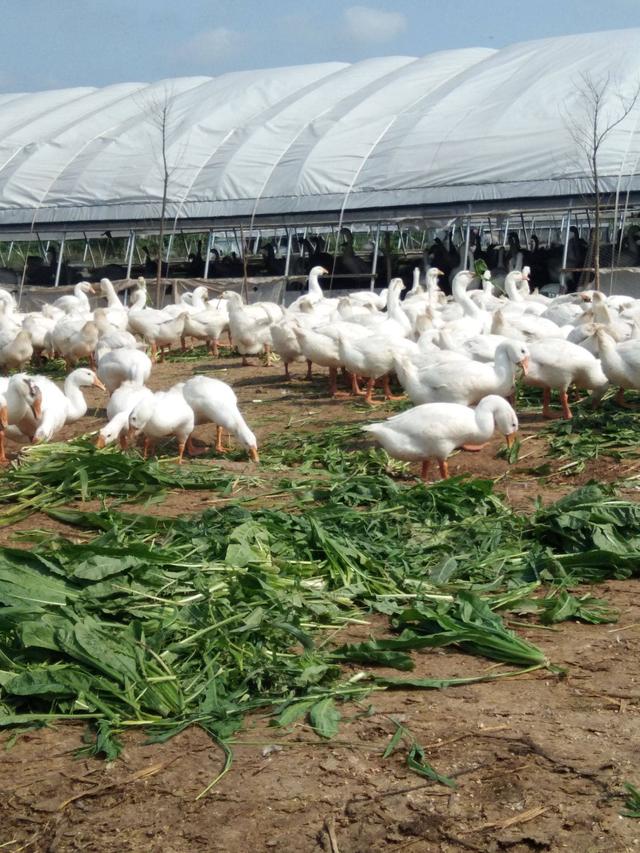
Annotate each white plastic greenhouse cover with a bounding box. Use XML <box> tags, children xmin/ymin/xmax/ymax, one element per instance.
<box><xmin>0</xmin><ymin>27</ymin><xmax>639</xmax><ymax>232</ymax></box>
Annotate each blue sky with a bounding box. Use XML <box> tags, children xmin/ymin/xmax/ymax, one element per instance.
<box><xmin>2</xmin><ymin>0</ymin><xmax>638</xmax><ymax>92</ymax></box>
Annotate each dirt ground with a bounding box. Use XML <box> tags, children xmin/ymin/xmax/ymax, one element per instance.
<box><xmin>1</xmin><ymin>350</ymin><xmax>640</xmax><ymax>852</ymax></box>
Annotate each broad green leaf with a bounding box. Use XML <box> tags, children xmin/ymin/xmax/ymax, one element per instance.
<box><xmin>309</xmin><ymin>697</ymin><xmax>341</xmax><ymax>739</ymax></box>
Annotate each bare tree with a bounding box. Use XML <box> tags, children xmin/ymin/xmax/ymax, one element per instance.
<box><xmin>564</xmin><ymin>73</ymin><xmax>640</xmax><ymax>290</ymax></box>
<box><xmin>138</xmin><ymin>85</ymin><xmax>180</xmax><ymax>306</ymax></box>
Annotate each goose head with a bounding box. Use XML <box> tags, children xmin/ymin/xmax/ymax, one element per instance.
<box><xmin>96</xmin><ymin>410</ymin><xmax>129</xmax><ymax>449</ymax></box>
<box><xmin>128</xmin><ymin>395</ymin><xmax>155</xmax><ymax>441</ymax></box>
<box><xmin>99</xmin><ymin>278</ymin><xmax>113</xmax><ymax>293</ymax></box>
<box><xmin>10</xmin><ymin>375</ymin><xmax>42</xmax><ymax>419</ymax></box>
<box><xmin>309</xmin><ymin>265</ymin><xmax>329</xmax><ymax>278</ymax></box>
<box><xmin>493</xmin><ymin>398</ymin><xmax>519</xmax><ymax>446</ymax></box>
<box><xmin>451</xmin><ymin>270</ymin><xmax>476</xmax><ymax>292</ymax></box>
<box><xmin>66</xmin><ymin>367</ymin><xmax>106</xmax><ymax>392</ymax></box>
<box><xmin>389</xmin><ymin>277</ymin><xmax>406</xmax><ymax>295</ymax></box>
<box><xmin>236</xmin><ymin>421</ymin><xmax>259</xmax><ymax>463</ymax></box>
<box><xmin>502</xmin><ymin>340</ymin><xmax>530</xmax><ymax>375</ymax></box>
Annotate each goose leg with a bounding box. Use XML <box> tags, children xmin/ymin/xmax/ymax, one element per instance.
<box><xmin>143</xmin><ymin>436</ymin><xmax>153</xmax><ymax>459</ymax></box>
<box><xmin>438</xmin><ymin>459</ymin><xmax>449</xmax><ymax>479</ymax></box>
<box><xmin>364</xmin><ymin>377</ymin><xmax>381</xmax><ymax>406</ymax></box>
<box><xmin>559</xmin><ymin>390</ymin><xmax>573</xmax><ymax>419</ymax></box>
<box><xmin>305</xmin><ymin>359</ymin><xmax>313</xmax><ymax>380</ymax></box>
<box><xmin>382</xmin><ymin>374</ymin><xmax>404</xmax><ymax>401</ymax></box>
<box><xmin>542</xmin><ymin>387</ymin><xmax>562</xmax><ymax>419</ymax></box>
<box><xmin>328</xmin><ymin>367</ymin><xmax>339</xmax><ymax>397</ymax></box>
<box><xmin>420</xmin><ymin>459</ymin><xmax>430</xmax><ymax>481</ymax></box>
<box><xmin>284</xmin><ymin>361</ymin><xmax>291</xmax><ymax>380</ymax></box>
<box><xmin>0</xmin><ymin>432</ymin><xmax>7</xmax><ymax>465</ymax></box>
<box><xmin>186</xmin><ymin>435</ymin><xmax>208</xmax><ymax>457</ymax></box>
<box><xmin>176</xmin><ymin>440</ymin><xmax>187</xmax><ymax>464</ymax></box>
<box><xmin>215</xmin><ymin>425</ymin><xmax>226</xmax><ymax>453</ymax></box>
<box><xmin>351</xmin><ymin>373</ymin><xmax>365</xmax><ymax>396</ymax></box>
<box><xmin>615</xmin><ymin>387</ymin><xmax>637</xmax><ymax>409</ymax></box>
<box><xmin>241</xmin><ymin>355</ymin><xmax>251</xmax><ymax>366</ymax></box>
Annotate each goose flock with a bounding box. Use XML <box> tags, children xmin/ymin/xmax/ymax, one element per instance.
<box><xmin>0</xmin><ymin>263</ymin><xmax>638</xmax><ymax>479</ymax></box>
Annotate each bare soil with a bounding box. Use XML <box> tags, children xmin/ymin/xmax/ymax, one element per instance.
<box><xmin>1</xmin><ymin>351</ymin><xmax>640</xmax><ymax>852</ymax></box>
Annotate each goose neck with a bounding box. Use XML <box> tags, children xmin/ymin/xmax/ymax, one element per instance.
<box><xmin>63</xmin><ymin>376</ymin><xmax>87</xmax><ymax>420</ymax></box>
<box><xmin>473</xmin><ymin>400</ymin><xmax>498</xmax><ymax>442</ymax></box>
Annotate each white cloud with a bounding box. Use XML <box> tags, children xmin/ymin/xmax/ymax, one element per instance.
<box><xmin>175</xmin><ymin>27</ymin><xmax>244</xmax><ymax>65</ymax></box>
<box><xmin>343</xmin><ymin>5</ymin><xmax>407</xmax><ymax>44</ymax></box>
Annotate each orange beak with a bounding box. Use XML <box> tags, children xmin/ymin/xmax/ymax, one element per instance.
<box><xmin>95</xmin><ymin>433</ymin><xmax>106</xmax><ymax>449</ymax></box>
<box><xmin>0</xmin><ymin>405</ymin><xmax>7</xmax><ymax>430</ymax></box>
<box><xmin>519</xmin><ymin>356</ymin><xmax>529</xmax><ymax>376</ymax></box>
<box><xmin>505</xmin><ymin>432</ymin><xmax>518</xmax><ymax>448</ymax></box>
<box><xmin>249</xmin><ymin>446</ymin><xmax>259</xmax><ymax>463</ymax></box>
<box><xmin>92</xmin><ymin>377</ymin><xmax>107</xmax><ymax>391</ymax></box>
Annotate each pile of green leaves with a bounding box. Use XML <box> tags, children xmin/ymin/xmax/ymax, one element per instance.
<box><xmin>0</xmin><ymin>439</ymin><xmax>254</xmax><ymax>525</ymax></box>
<box><xmin>544</xmin><ymin>402</ymin><xmax>640</xmax><ymax>473</ymax></box>
<box><xmin>0</xmin><ymin>425</ymin><xmax>637</xmax><ymax>782</ymax></box>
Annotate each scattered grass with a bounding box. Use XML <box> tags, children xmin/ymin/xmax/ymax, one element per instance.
<box><xmin>0</xmin><ymin>417</ymin><xmax>636</xmax><ymax>788</ymax></box>
<box><xmin>621</xmin><ymin>782</ymin><xmax>640</xmax><ymax>819</ymax></box>
<box><xmin>543</xmin><ymin>399</ymin><xmax>640</xmax><ymax>473</ymax></box>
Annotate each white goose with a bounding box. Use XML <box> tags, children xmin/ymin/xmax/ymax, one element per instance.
<box><xmin>363</xmin><ymin>395</ymin><xmax>518</xmax><ymax>480</ymax></box>
<box><xmin>393</xmin><ymin>340</ymin><xmax>529</xmax><ymax>406</ymax></box>
<box><xmin>128</xmin><ymin>386</ymin><xmax>195</xmax><ymax>463</ymax></box>
<box><xmin>0</xmin><ymin>330</ymin><xmax>33</xmax><ymax>371</ymax></box>
<box><xmin>30</xmin><ymin>368</ymin><xmax>106</xmax><ymax>442</ymax></box>
<box><xmin>594</xmin><ymin>326</ymin><xmax>640</xmax><ymax>406</ymax></box>
<box><xmin>524</xmin><ymin>338</ymin><xmax>609</xmax><ymax>418</ymax></box>
<box><xmin>435</xmin><ymin>271</ymin><xmax>489</xmax><ymax>342</ymax></box>
<box><xmin>222</xmin><ymin>290</ymin><xmax>284</xmax><ymax>365</ymax></box>
<box><xmin>0</xmin><ymin>374</ymin><xmax>42</xmax><ymax>451</ymax></box>
<box><xmin>52</xmin><ymin>282</ymin><xmax>95</xmax><ymax>316</ymax></box>
<box><xmin>292</xmin><ymin>321</ymin><xmax>370</xmax><ymax>395</ymax></box>
<box><xmin>98</xmin><ymin>278</ymin><xmax>128</xmax><ymax>329</ymax></box>
<box><xmin>180</xmin><ymin>375</ymin><xmax>259</xmax><ymax>461</ymax></box>
<box><xmin>96</xmin><ymin>382</ymin><xmax>154</xmax><ymax>448</ymax></box>
<box><xmin>97</xmin><ymin>348</ymin><xmax>152</xmax><ymax>393</ymax></box>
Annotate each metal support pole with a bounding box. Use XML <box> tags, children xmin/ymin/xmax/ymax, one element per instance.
<box><xmin>502</xmin><ymin>217</ymin><xmax>509</xmax><ymax>246</ymax></box>
<box><xmin>559</xmin><ymin>210</ymin><xmax>572</xmax><ymax>292</ymax></box>
<box><xmin>165</xmin><ymin>231</ymin><xmax>174</xmax><ymax>279</ymax></box>
<box><xmin>54</xmin><ymin>236</ymin><xmax>65</xmax><ymax>287</ymax></box>
<box><xmin>463</xmin><ymin>218</ymin><xmax>471</xmax><ymax>270</ymax></box>
<box><xmin>7</xmin><ymin>241</ymin><xmax>13</xmax><ymax>262</ymax></box>
<box><xmin>520</xmin><ymin>213</ymin><xmax>528</xmax><ymax>247</ymax></box>
<box><xmin>282</xmin><ymin>228</ymin><xmax>293</xmax><ymax>306</ymax></box>
<box><xmin>83</xmin><ymin>234</ymin><xmax>96</xmax><ymax>268</ymax></box>
<box><xmin>369</xmin><ymin>223</ymin><xmax>380</xmax><ymax>290</ymax></box>
<box><xmin>17</xmin><ymin>240</ymin><xmax>31</xmax><ymax>310</ymax></box>
<box><xmin>126</xmin><ymin>231</ymin><xmax>136</xmax><ymax>279</ymax></box>
<box><xmin>203</xmin><ymin>229</ymin><xmax>214</xmax><ymax>279</ymax></box>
